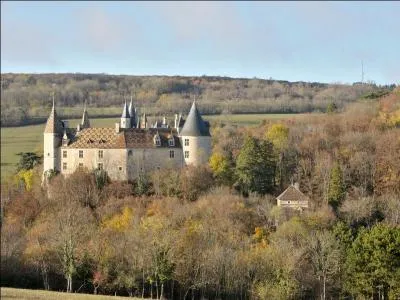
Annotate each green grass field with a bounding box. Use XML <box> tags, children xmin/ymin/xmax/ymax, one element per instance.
<box><xmin>0</xmin><ymin>287</ymin><xmax>140</xmax><ymax>300</ymax></box>
<box><xmin>1</xmin><ymin>113</ymin><xmax>317</xmax><ymax>182</ymax></box>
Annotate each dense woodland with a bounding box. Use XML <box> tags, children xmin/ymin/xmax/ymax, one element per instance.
<box><xmin>1</xmin><ymin>87</ymin><xmax>400</xmax><ymax>300</ymax></box>
<box><xmin>1</xmin><ymin>73</ymin><xmax>396</xmax><ymax>126</ymax></box>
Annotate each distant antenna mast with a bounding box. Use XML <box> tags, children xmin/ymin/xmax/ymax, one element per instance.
<box><xmin>361</xmin><ymin>60</ymin><xmax>365</xmax><ymax>83</ymax></box>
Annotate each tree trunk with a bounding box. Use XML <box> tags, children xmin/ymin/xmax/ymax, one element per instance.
<box><xmin>156</xmin><ymin>280</ymin><xmax>159</xmax><ymax>299</ymax></box>
<box><xmin>322</xmin><ymin>275</ymin><xmax>326</xmax><ymax>300</ymax></box>
<box><xmin>41</xmin><ymin>265</ymin><xmax>50</xmax><ymax>290</ymax></box>
<box><xmin>160</xmin><ymin>283</ymin><xmax>164</xmax><ymax>300</ymax></box>
<box><xmin>142</xmin><ymin>269</ymin><xmax>145</xmax><ymax>299</ymax></box>
<box><xmin>94</xmin><ymin>285</ymin><xmax>98</xmax><ymax>295</ymax></box>
<box><xmin>150</xmin><ymin>282</ymin><xmax>153</xmax><ymax>299</ymax></box>
<box><xmin>67</xmin><ymin>274</ymin><xmax>72</xmax><ymax>293</ymax></box>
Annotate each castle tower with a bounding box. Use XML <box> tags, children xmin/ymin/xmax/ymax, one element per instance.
<box><xmin>128</xmin><ymin>96</ymin><xmax>136</xmax><ymax>128</ymax></box>
<box><xmin>120</xmin><ymin>100</ymin><xmax>131</xmax><ymax>129</ymax></box>
<box><xmin>43</xmin><ymin>96</ymin><xmax>63</xmax><ymax>178</ymax></box>
<box><xmin>179</xmin><ymin>101</ymin><xmax>211</xmax><ymax>166</ymax></box>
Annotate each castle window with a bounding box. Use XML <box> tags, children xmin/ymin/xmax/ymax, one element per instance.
<box><xmin>48</xmin><ymin>153</ymin><xmax>50</xmax><ymax>157</ymax></box>
<box><xmin>184</xmin><ymin>139</ymin><xmax>189</xmax><ymax>146</ymax></box>
<box><xmin>63</xmin><ymin>162</ymin><xmax>67</xmax><ymax>170</ymax></box>
<box><xmin>154</xmin><ymin>135</ymin><xmax>161</xmax><ymax>146</ymax></box>
<box><xmin>79</xmin><ymin>163</ymin><xmax>83</xmax><ymax>168</ymax></box>
<box><xmin>170</xmin><ymin>150</ymin><xmax>175</xmax><ymax>158</ymax></box>
<box><xmin>98</xmin><ymin>150</ymin><xmax>103</xmax><ymax>159</ymax></box>
<box><xmin>79</xmin><ymin>150</ymin><xmax>83</xmax><ymax>158</ymax></box>
<box><xmin>168</xmin><ymin>138</ymin><xmax>175</xmax><ymax>147</ymax></box>
<box><xmin>119</xmin><ymin>166</ymin><xmax>122</xmax><ymax>171</ymax></box>
<box><xmin>98</xmin><ymin>163</ymin><xmax>103</xmax><ymax>170</ymax></box>
<box><xmin>184</xmin><ymin>151</ymin><xmax>189</xmax><ymax>159</ymax></box>
<box><xmin>128</xmin><ymin>150</ymin><xmax>133</xmax><ymax>156</ymax></box>
<box><xmin>63</xmin><ymin>151</ymin><xmax>67</xmax><ymax>158</ymax></box>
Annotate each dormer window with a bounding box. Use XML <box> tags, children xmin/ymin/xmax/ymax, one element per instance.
<box><xmin>168</xmin><ymin>138</ymin><xmax>175</xmax><ymax>147</ymax></box>
<box><xmin>154</xmin><ymin>134</ymin><xmax>161</xmax><ymax>146</ymax></box>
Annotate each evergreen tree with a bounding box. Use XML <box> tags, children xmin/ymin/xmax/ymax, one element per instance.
<box><xmin>16</xmin><ymin>152</ymin><xmax>42</xmax><ymax>171</ymax></box>
<box><xmin>235</xmin><ymin>136</ymin><xmax>275</xmax><ymax>196</ymax></box>
<box><xmin>328</xmin><ymin>163</ymin><xmax>345</xmax><ymax>209</ymax></box>
<box><xmin>345</xmin><ymin>224</ymin><xmax>400</xmax><ymax>299</ymax></box>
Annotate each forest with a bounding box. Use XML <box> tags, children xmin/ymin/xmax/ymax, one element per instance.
<box><xmin>1</xmin><ymin>87</ymin><xmax>400</xmax><ymax>300</ymax></box>
<box><xmin>1</xmin><ymin>73</ymin><xmax>395</xmax><ymax>126</ymax></box>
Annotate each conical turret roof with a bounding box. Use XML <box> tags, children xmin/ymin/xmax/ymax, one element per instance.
<box><xmin>81</xmin><ymin>101</ymin><xmax>90</xmax><ymax>128</ymax></box>
<box><xmin>128</xmin><ymin>97</ymin><xmax>134</xmax><ymax>118</ymax></box>
<box><xmin>180</xmin><ymin>101</ymin><xmax>210</xmax><ymax>136</ymax></box>
<box><xmin>121</xmin><ymin>100</ymin><xmax>130</xmax><ymax>118</ymax></box>
<box><xmin>44</xmin><ymin>97</ymin><xmax>64</xmax><ymax>134</ymax></box>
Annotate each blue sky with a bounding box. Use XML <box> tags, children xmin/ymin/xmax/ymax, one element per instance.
<box><xmin>1</xmin><ymin>1</ymin><xmax>399</xmax><ymax>84</ymax></box>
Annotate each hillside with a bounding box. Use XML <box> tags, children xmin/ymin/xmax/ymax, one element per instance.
<box><xmin>1</xmin><ymin>73</ymin><xmax>394</xmax><ymax>126</ymax></box>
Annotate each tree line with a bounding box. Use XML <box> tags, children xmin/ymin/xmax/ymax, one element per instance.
<box><xmin>1</xmin><ymin>73</ymin><xmax>396</xmax><ymax>126</ymax></box>
<box><xmin>1</xmin><ymin>88</ymin><xmax>399</xmax><ymax>299</ymax></box>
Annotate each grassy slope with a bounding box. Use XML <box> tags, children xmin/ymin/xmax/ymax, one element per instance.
<box><xmin>0</xmin><ymin>113</ymin><xmax>316</xmax><ymax>181</ymax></box>
<box><xmin>1</xmin><ymin>287</ymin><xmax>140</xmax><ymax>300</ymax></box>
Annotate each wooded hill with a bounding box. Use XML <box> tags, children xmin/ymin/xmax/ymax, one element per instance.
<box><xmin>1</xmin><ymin>73</ymin><xmax>395</xmax><ymax>126</ymax></box>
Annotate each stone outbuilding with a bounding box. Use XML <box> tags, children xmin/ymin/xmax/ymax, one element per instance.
<box><xmin>276</xmin><ymin>183</ymin><xmax>309</xmax><ymax>210</ymax></box>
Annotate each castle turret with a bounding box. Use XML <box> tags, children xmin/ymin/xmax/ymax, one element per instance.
<box><xmin>128</xmin><ymin>96</ymin><xmax>136</xmax><ymax>128</ymax></box>
<box><xmin>120</xmin><ymin>100</ymin><xmax>131</xmax><ymax>129</ymax></box>
<box><xmin>43</xmin><ymin>96</ymin><xmax>63</xmax><ymax>179</ymax></box>
<box><xmin>141</xmin><ymin>112</ymin><xmax>148</xmax><ymax>129</ymax></box>
<box><xmin>81</xmin><ymin>101</ymin><xmax>90</xmax><ymax>129</ymax></box>
<box><xmin>179</xmin><ymin>101</ymin><xmax>211</xmax><ymax>166</ymax></box>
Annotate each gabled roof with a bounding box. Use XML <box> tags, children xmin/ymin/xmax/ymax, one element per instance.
<box><xmin>277</xmin><ymin>185</ymin><xmax>309</xmax><ymax>202</ymax></box>
<box><xmin>179</xmin><ymin>101</ymin><xmax>210</xmax><ymax>137</ymax></box>
<box><xmin>44</xmin><ymin>101</ymin><xmax>64</xmax><ymax>134</ymax></box>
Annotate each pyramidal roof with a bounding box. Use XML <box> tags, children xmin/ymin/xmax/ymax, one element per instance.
<box><xmin>180</xmin><ymin>101</ymin><xmax>210</xmax><ymax>137</ymax></box>
<box><xmin>121</xmin><ymin>100</ymin><xmax>130</xmax><ymax>118</ymax></box>
<box><xmin>44</xmin><ymin>98</ymin><xmax>64</xmax><ymax>134</ymax></box>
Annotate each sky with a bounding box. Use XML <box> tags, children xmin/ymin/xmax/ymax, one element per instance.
<box><xmin>1</xmin><ymin>1</ymin><xmax>399</xmax><ymax>85</ymax></box>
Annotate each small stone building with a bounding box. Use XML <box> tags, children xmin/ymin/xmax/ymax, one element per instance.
<box><xmin>276</xmin><ymin>183</ymin><xmax>309</xmax><ymax>210</ymax></box>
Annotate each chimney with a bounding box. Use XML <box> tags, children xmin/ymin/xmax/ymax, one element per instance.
<box><xmin>294</xmin><ymin>182</ymin><xmax>300</xmax><ymax>190</ymax></box>
<box><xmin>115</xmin><ymin>122</ymin><xmax>120</xmax><ymax>133</ymax></box>
<box><xmin>174</xmin><ymin>114</ymin><xmax>178</xmax><ymax>129</ymax></box>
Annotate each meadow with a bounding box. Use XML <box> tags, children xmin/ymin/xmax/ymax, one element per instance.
<box><xmin>0</xmin><ymin>113</ymin><xmax>316</xmax><ymax>181</ymax></box>
<box><xmin>0</xmin><ymin>287</ymin><xmax>139</xmax><ymax>300</ymax></box>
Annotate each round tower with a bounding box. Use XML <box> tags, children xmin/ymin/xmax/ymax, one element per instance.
<box><xmin>43</xmin><ymin>97</ymin><xmax>63</xmax><ymax>180</ymax></box>
<box><xmin>179</xmin><ymin>101</ymin><xmax>211</xmax><ymax>166</ymax></box>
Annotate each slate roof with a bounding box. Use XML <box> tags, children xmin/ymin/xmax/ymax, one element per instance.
<box><xmin>276</xmin><ymin>185</ymin><xmax>309</xmax><ymax>202</ymax></box>
<box><xmin>63</xmin><ymin>128</ymin><xmax>181</xmax><ymax>149</ymax></box>
<box><xmin>121</xmin><ymin>101</ymin><xmax>130</xmax><ymax>118</ymax></box>
<box><xmin>179</xmin><ymin>102</ymin><xmax>210</xmax><ymax>137</ymax></box>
